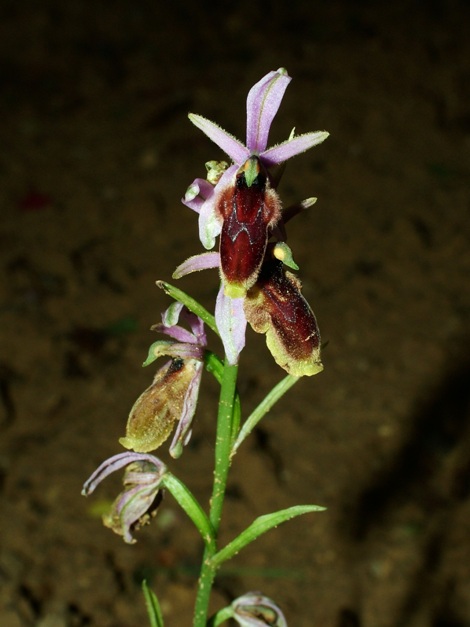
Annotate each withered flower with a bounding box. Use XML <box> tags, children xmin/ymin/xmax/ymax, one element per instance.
<box><xmin>119</xmin><ymin>303</ymin><xmax>206</xmax><ymax>458</ymax></box>
<box><xmin>82</xmin><ymin>452</ymin><xmax>166</xmax><ymax>544</ymax></box>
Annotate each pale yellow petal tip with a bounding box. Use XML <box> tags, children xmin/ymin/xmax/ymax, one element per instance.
<box><xmin>119</xmin><ymin>436</ymin><xmax>135</xmax><ymax>451</ymax></box>
<box><xmin>283</xmin><ymin>360</ymin><xmax>323</xmax><ymax>377</ymax></box>
<box><xmin>119</xmin><ymin>436</ymin><xmax>157</xmax><ymax>453</ymax></box>
<box><xmin>224</xmin><ymin>284</ymin><xmax>246</xmax><ymax>299</ymax></box>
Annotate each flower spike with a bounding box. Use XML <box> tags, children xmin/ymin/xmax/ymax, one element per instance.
<box><xmin>186</xmin><ymin>68</ymin><xmax>329</xmax><ymax>297</ymax></box>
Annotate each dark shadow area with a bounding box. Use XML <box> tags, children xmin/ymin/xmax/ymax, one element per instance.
<box><xmin>1</xmin><ymin>0</ymin><xmax>469</xmax><ymax>624</ymax></box>
<box><xmin>338</xmin><ymin>340</ymin><xmax>470</xmax><ymax>626</ymax></box>
<box><xmin>342</xmin><ymin>343</ymin><xmax>470</xmax><ymax>542</ymax></box>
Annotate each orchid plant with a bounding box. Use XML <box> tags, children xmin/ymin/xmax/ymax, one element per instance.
<box><xmin>83</xmin><ymin>68</ymin><xmax>329</xmax><ymax>626</ymax></box>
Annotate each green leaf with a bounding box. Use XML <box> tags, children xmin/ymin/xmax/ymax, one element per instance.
<box><xmin>207</xmin><ymin>606</ymin><xmax>234</xmax><ymax>626</ymax></box>
<box><xmin>210</xmin><ymin>505</ymin><xmax>326</xmax><ymax>569</ymax></box>
<box><xmin>162</xmin><ymin>472</ymin><xmax>216</xmax><ymax>549</ymax></box>
<box><xmin>232</xmin><ymin>374</ymin><xmax>299</xmax><ymax>456</ymax></box>
<box><xmin>156</xmin><ymin>281</ymin><xmax>218</xmax><ymax>336</ymax></box>
<box><xmin>142</xmin><ymin>580</ymin><xmax>164</xmax><ymax>627</ymax></box>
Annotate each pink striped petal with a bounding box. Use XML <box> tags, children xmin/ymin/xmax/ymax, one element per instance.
<box><xmin>246</xmin><ymin>68</ymin><xmax>291</xmax><ymax>153</ymax></box>
<box><xmin>260</xmin><ymin>131</ymin><xmax>329</xmax><ymax>167</ymax></box>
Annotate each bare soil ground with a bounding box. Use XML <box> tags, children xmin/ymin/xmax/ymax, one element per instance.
<box><xmin>1</xmin><ymin>1</ymin><xmax>469</xmax><ymax>625</ymax></box>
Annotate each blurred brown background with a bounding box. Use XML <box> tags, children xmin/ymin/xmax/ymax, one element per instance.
<box><xmin>1</xmin><ymin>0</ymin><xmax>469</xmax><ymax>625</ymax></box>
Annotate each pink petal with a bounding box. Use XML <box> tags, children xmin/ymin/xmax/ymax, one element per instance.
<box><xmin>172</xmin><ymin>252</ymin><xmax>220</xmax><ymax>279</ymax></box>
<box><xmin>261</xmin><ymin>131</ymin><xmax>329</xmax><ymax>167</ymax></box>
<box><xmin>246</xmin><ymin>68</ymin><xmax>291</xmax><ymax>153</ymax></box>
<box><xmin>188</xmin><ymin>114</ymin><xmax>249</xmax><ymax>165</ymax></box>
<box><xmin>182</xmin><ymin>178</ymin><xmax>215</xmax><ymax>214</ymax></box>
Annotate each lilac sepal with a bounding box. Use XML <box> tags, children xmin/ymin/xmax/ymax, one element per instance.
<box><xmin>187</xmin><ymin>69</ymin><xmax>328</xmax><ymax>253</ymax></box>
<box><xmin>156</xmin><ymin>303</ymin><xmax>207</xmax><ymax>346</ymax></box>
<box><xmin>186</xmin><ymin>309</ymin><xmax>206</xmax><ymax>343</ymax></box>
<box><xmin>261</xmin><ymin>130</ymin><xmax>329</xmax><ymax>167</ymax></box>
<box><xmin>151</xmin><ymin>323</ymin><xmax>198</xmax><ymax>345</ymax></box>
<box><xmin>215</xmin><ymin>287</ymin><xmax>247</xmax><ymax>365</ymax></box>
<box><xmin>173</xmin><ymin>252</ymin><xmax>220</xmax><ymax>279</ymax></box>
<box><xmin>183</xmin><ymin>178</ymin><xmax>215</xmax><ymax>213</ymax></box>
<box><xmin>115</xmin><ymin>486</ymin><xmax>158</xmax><ymax>544</ymax></box>
<box><xmin>82</xmin><ymin>452</ymin><xmax>165</xmax><ymax>496</ymax></box>
<box><xmin>189</xmin><ymin>114</ymin><xmax>248</xmax><ymax>164</ymax></box>
<box><xmin>246</xmin><ymin>68</ymin><xmax>291</xmax><ymax>153</ymax></box>
<box><xmin>188</xmin><ymin>69</ymin><xmax>328</xmax><ymax>172</ymax></box>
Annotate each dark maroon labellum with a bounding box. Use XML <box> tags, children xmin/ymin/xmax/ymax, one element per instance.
<box><xmin>217</xmin><ymin>156</ymin><xmax>281</xmax><ymax>297</ymax></box>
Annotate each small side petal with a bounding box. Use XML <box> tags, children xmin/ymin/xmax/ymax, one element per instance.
<box><xmin>215</xmin><ymin>287</ymin><xmax>247</xmax><ymax>365</ymax></box>
<box><xmin>198</xmin><ymin>165</ymin><xmax>237</xmax><ymax>249</ymax></box>
<box><xmin>261</xmin><ymin>131</ymin><xmax>329</xmax><ymax>167</ymax></box>
<box><xmin>246</xmin><ymin>68</ymin><xmax>291</xmax><ymax>153</ymax></box>
<box><xmin>149</xmin><ymin>323</ymin><xmax>195</xmax><ymax>345</ymax></box>
<box><xmin>189</xmin><ymin>114</ymin><xmax>249</xmax><ymax>165</ymax></box>
<box><xmin>173</xmin><ymin>252</ymin><xmax>220</xmax><ymax>279</ymax></box>
<box><xmin>182</xmin><ymin>178</ymin><xmax>214</xmax><ymax>213</ymax></box>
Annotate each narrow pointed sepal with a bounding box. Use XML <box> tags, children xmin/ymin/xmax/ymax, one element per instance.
<box><xmin>188</xmin><ymin>113</ymin><xmax>248</xmax><ymax>164</ymax></box>
<box><xmin>261</xmin><ymin>130</ymin><xmax>329</xmax><ymax>167</ymax></box>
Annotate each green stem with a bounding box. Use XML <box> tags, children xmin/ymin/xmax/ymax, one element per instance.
<box><xmin>210</xmin><ymin>362</ymin><xmax>238</xmax><ymax>529</ymax></box>
<box><xmin>193</xmin><ymin>362</ymin><xmax>239</xmax><ymax>627</ymax></box>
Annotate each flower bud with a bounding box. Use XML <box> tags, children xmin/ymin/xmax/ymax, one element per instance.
<box><xmin>232</xmin><ymin>592</ymin><xmax>287</xmax><ymax>626</ymax></box>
